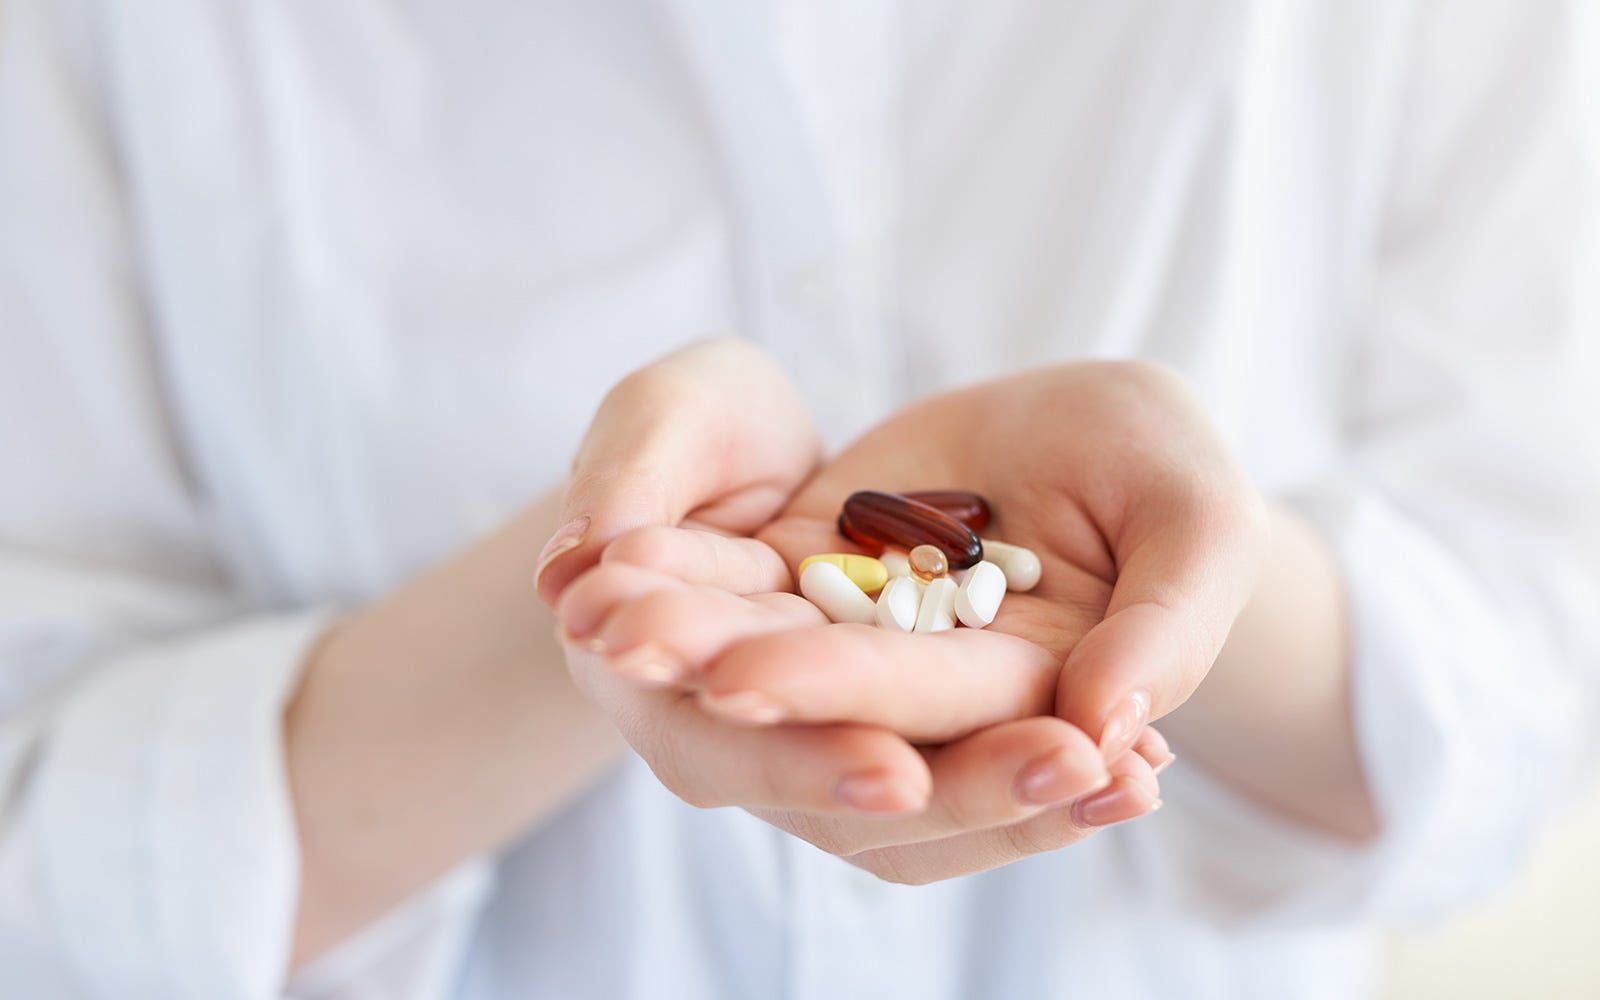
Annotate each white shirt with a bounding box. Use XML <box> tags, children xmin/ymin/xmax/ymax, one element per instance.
<box><xmin>2</xmin><ymin>1</ymin><xmax>1598</xmax><ymax>997</ymax></box>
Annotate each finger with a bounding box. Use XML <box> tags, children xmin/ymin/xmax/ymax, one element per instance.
<box><xmin>535</xmin><ymin>338</ymin><xmax>820</xmax><ymax>605</ymax></box>
<box><xmin>1056</xmin><ymin>604</ymin><xmax>1193</xmax><ymax>762</ymax></box>
<box><xmin>1068</xmin><ymin>748</ymin><xmax>1161</xmax><ymax>828</ymax></box>
<box><xmin>845</xmin><ymin>742</ymin><xmax>1161</xmax><ymax>885</ymax></box>
<box><xmin>1132</xmin><ymin>725</ymin><xmax>1175</xmax><ymax>774</ymax></box>
<box><xmin>1056</xmin><ymin>465</ymin><xmax>1267</xmax><ymax>760</ymax></box>
<box><xmin>696</xmin><ymin>625</ymin><xmax>1060</xmax><ymax>742</ymax></box>
<box><xmin>650</xmin><ymin>712</ymin><xmax>933</xmax><ymax>817</ymax></box>
<box><xmin>593</xmin><ymin>583</ymin><xmax>825</xmax><ymax>688</ymax></box>
<box><xmin>569</xmin><ymin>646</ymin><xmax>933</xmax><ymax>816</ymax></box>
<box><xmin>766</xmin><ymin>717</ymin><xmax>1110</xmax><ymax>857</ymax></box>
<box><xmin>556</xmin><ymin>561</ymin><xmax>689</xmax><ymax>644</ymax></box>
<box><xmin>600</xmin><ymin>524</ymin><xmax>793</xmax><ymax>596</ymax></box>
<box><xmin>922</xmin><ymin>717</ymin><xmax>1111</xmax><ymax>834</ymax></box>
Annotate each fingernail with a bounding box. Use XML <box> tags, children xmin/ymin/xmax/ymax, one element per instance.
<box><xmin>1098</xmin><ymin>690</ymin><xmax>1151</xmax><ymax>761</ymax></box>
<box><xmin>1137</xmin><ymin>725</ymin><xmax>1172</xmax><ymax>762</ymax></box>
<box><xmin>555</xmin><ymin>624</ymin><xmax>609</xmax><ymax>653</ymax></box>
<box><xmin>607</xmin><ymin>643</ymin><xmax>682</xmax><ymax>686</ymax></box>
<box><xmin>836</xmin><ymin>772</ymin><xmax>921</xmax><ymax>814</ymax></box>
<box><xmin>534</xmin><ymin>516</ymin><xmax>591</xmax><ymax>589</ymax></box>
<box><xmin>1072</xmin><ymin>784</ymin><xmax>1162</xmax><ymax>828</ymax></box>
<box><xmin>1152</xmin><ymin>752</ymin><xmax>1177</xmax><ymax>776</ymax></box>
<box><xmin>699</xmin><ymin>690</ymin><xmax>787</xmax><ymax>725</ymax></box>
<box><xmin>1014</xmin><ymin>750</ymin><xmax>1110</xmax><ymax>806</ymax></box>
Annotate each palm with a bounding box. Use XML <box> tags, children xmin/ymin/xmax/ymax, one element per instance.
<box><xmin>763</xmin><ymin>424</ymin><xmax>1115</xmax><ymax>663</ymax></box>
<box><xmin>748</xmin><ymin>364</ymin><xmax>1215</xmax><ymax>733</ymax></box>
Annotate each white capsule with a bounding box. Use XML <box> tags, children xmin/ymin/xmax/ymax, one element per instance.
<box><xmin>879</xmin><ymin>550</ymin><xmax>911</xmax><ymax>579</ymax></box>
<box><xmin>913</xmin><ymin>577</ymin><xmax>958</xmax><ymax>633</ymax></box>
<box><xmin>954</xmin><ymin>561</ymin><xmax>1006</xmax><ymax>629</ymax></box>
<box><xmin>800</xmin><ymin>561</ymin><xmax>878</xmax><ymax>625</ymax></box>
<box><xmin>980</xmin><ymin>538</ymin><xmax>1042</xmax><ymax>592</ymax></box>
<box><xmin>875</xmin><ymin>575</ymin><xmax>922</xmax><ymax>632</ymax></box>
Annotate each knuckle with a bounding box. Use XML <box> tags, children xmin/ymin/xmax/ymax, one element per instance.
<box><xmin>561</xmin><ymin>653</ymin><xmax>599</xmax><ymax>698</ymax></box>
<box><xmin>602</xmin><ymin>591</ymin><xmax>687</xmax><ymax>652</ymax></box>
<box><xmin>1088</xmin><ymin>358</ymin><xmax>1187</xmax><ymax>403</ymax></box>
<box><xmin>674</xmin><ymin>788</ymin><xmax>722</xmax><ymax>810</ymax></box>
<box><xmin>570</xmin><ymin>560</ymin><xmax>625</xmax><ymax>594</ymax></box>
<box><xmin>928</xmin><ymin>785</ymin><xmax>984</xmax><ymax>834</ymax></box>
<box><xmin>566</xmin><ymin>464</ymin><xmax>630</xmax><ymax>507</ymax></box>
<box><xmin>851</xmin><ymin>851</ymin><xmax>931</xmax><ymax>886</ymax></box>
<box><xmin>1002</xmin><ymin>809</ymin><xmax>1089</xmax><ymax>859</ymax></box>
<box><xmin>608</xmin><ymin>364</ymin><xmax>697</xmax><ymax>412</ymax></box>
<box><xmin>655</xmin><ymin>768</ymin><xmax>720</xmax><ymax>810</ymax></box>
<box><xmin>643</xmin><ymin>742</ymin><xmax>723</xmax><ymax>811</ymax></box>
<box><xmin>1235</xmin><ymin>488</ymin><xmax>1273</xmax><ymax>549</ymax></box>
<box><xmin>601</xmin><ymin>366</ymin><xmax>718</xmax><ymax>444</ymax></box>
<box><xmin>1002</xmin><ymin>814</ymin><xmax>1063</xmax><ymax>858</ymax></box>
<box><xmin>559</xmin><ymin>563</ymin><xmax>634</xmax><ymax>616</ymax></box>
<box><xmin>1000</xmin><ymin>818</ymin><xmax>1048</xmax><ymax>858</ymax></box>
<box><xmin>674</xmin><ymin>335</ymin><xmax>759</xmax><ymax>370</ymax></box>
<box><xmin>785</xmin><ymin>813</ymin><xmax>858</xmax><ymax>857</ymax></box>
<box><xmin>602</xmin><ymin>525</ymin><xmax>679</xmax><ymax>573</ymax></box>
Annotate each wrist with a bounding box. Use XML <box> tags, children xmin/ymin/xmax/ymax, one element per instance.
<box><xmin>1162</xmin><ymin>502</ymin><xmax>1377</xmax><ymax>840</ymax></box>
<box><xmin>284</xmin><ymin>493</ymin><xmax>624</xmax><ymax>966</ymax></box>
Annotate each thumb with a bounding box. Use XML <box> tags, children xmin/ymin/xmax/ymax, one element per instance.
<box><xmin>1055</xmin><ymin>473</ymin><xmax>1268</xmax><ymax>762</ymax></box>
<box><xmin>534</xmin><ymin>338</ymin><xmax>819</xmax><ymax>606</ymax></box>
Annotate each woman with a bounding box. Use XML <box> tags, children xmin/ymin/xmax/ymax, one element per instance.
<box><xmin>1</xmin><ymin>2</ymin><xmax>1595</xmax><ymax>997</ymax></box>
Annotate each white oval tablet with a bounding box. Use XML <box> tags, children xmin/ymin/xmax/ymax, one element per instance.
<box><xmin>875</xmin><ymin>575</ymin><xmax>922</xmax><ymax>632</ymax></box>
<box><xmin>879</xmin><ymin>550</ymin><xmax>911</xmax><ymax>579</ymax></box>
<box><xmin>954</xmin><ymin>561</ymin><xmax>1006</xmax><ymax>628</ymax></box>
<box><xmin>913</xmin><ymin>577</ymin><xmax>958</xmax><ymax>633</ymax></box>
<box><xmin>980</xmin><ymin>538</ymin><xmax>1042</xmax><ymax>592</ymax></box>
<box><xmin>800</xmin><ymin>561</ymin><xmax>878</xmax><ymax>625</ymax></box>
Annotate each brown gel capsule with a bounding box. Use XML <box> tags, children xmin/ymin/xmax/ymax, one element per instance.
<box><xmin>899</xmin><ymin>490</ymin><xmax>992</xmax><ymax>532</ymax></box>
<box><xmin>908</xmin><ymin>544</ymin><xmax>948</xmax><ymax>583</ymax></box>
<box><xmin>838</xmin><ymin>490</ymin><xmax>984</xmax><ymax>570</ymax></box>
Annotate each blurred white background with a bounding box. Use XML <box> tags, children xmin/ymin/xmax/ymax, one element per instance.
<box><xmin>1384</xmin><ymin>11</ymin><xmax>1600</xmax><ymax>995</ymax></box>
<box><xmin>1385</xmin><ymin>776</ymin><xmax>1600</xmax><ymax>998</ymax></box>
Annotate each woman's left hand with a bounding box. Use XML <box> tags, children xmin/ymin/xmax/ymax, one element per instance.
<box><xmin>734</xmin><ymin>361</ymin><xmax>1268</xmax><ymax>760</ymax></box>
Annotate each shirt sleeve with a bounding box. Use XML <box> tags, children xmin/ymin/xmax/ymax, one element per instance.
<box><xmin>0</xmin><ymin>3</ymin><xmax>491</xmax><ymax>996</ymax></box>
<box><xmin>1148</xmin><ymin>0</ymin><xmax>1600</xmax><ymax>926</ymax></box>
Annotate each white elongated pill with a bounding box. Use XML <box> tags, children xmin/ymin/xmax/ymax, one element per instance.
<box><xmin>879</xmin><ymin>550</ymin><xmax>911</xmax><ymax>579</ymax></box>
<box><xmin>980</xmin><ymin>538</ymin><xmax>1042</xmax><ymax>592</ymax></box>
<box><xmin>875</xmin><ymin>575</ymin><xmax>922</xmax><ymax>632</ymax></box>
<box><xmin>913</xmin><ymin>577</ymin><xmax>958</xmax><ymax>633</ymax></box>
<box><xmin>800</xmin><ymin>561</ymin><xmax>878</xmax><ymax>625</ymax></box>
<box><xmin>954</xmin><ymin>561</ymin><xmax>1006</xmax><ymax>628</ymax></box>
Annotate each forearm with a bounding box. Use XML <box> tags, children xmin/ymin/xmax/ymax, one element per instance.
<box><xmin>1162</xmin><ymin>502</ymin><xmax>1379</xmax><ymax>842</ymax></box>
<box><xmin>284</xmin><ymin>493</ymin><xmax>626</xmax><ymax>968</ymax></box>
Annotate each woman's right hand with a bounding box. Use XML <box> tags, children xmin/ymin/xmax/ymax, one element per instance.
<box><xmin>540</xmin><ymin>339</ymin><xmax>1166</xmax><ymax>884</ymax></box>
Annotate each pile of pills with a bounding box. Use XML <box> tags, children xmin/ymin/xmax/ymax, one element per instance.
<box><xmin>797</xmin><ymin>490</ymin><xmax>1041</xmax><ymax>633</ymax></box>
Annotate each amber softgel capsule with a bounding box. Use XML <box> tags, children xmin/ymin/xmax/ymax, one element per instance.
<box><xmin>907</xmin><ymin>544</ymin><xmax>949</xmax><ymax>583</ymax></box>
<box><xmin>898</xmin><ymin>490</ymin><xmax>992</xmax><ymax>532</ymax></box>
<box><xmin>838</xmin><ymin>490</ymin><xmax>983</xmax><ymax>570</ymax></box>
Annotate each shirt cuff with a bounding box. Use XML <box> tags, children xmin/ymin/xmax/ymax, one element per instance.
<box><xmin>285</xmin><ymin>860</ymin><xmax>494</xmax><ymax>1000</ymax></box>
<box><xmin>1301</xmin><ymin>485</ymin><xmax>1554</xmax><ymax>922</ymax></box>
<box><xmin>33</xmin><ymin>609</ymin><xmax>334</xmax><ymax>998</ymax></box>
<box><xmin>1146</xmin><ymin>485</ymin><xmax>1563</xmax><ymax>926</ymax></box>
